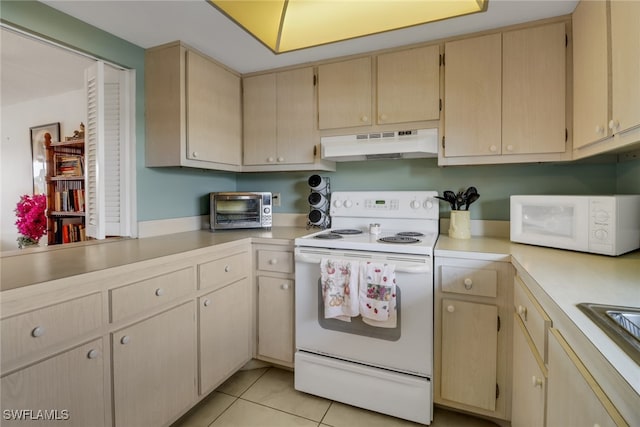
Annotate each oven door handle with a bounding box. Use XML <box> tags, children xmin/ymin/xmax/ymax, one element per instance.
<box><xmin>296</xmin><ymin>253</ymin><xmax>431</xmax><ymax>274</ymax></box>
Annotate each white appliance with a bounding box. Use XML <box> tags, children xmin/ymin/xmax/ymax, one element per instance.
<box><xmin>294</xmin><ymin>191</ymin><xmax>439</xmax><ymax>425</ymax></box>
<box><xmin>321</xmin><ymin>128</ymin><xmax>438</xmax><ymax>161</ymax></box>
<box><xmin>510</xmin><ymin>195</ymin><xmax>640</xmax><ymax>256</ymax></box>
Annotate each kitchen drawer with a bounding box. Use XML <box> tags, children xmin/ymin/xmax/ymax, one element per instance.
<box><xmin>110</xmin><ymin>267</ymin><xmax>195</xmax><ymax>322</ymax></box>
<box><xmin>199</xmin><ymin>251</ymin><xmax>250</xmax><ymax>291</ymax></box>
<box><xmin>441</xmin><ymin>265</ymin><xmax>497</xmax><ymax>298</ymax></box>
<box><xmin>257</xmin><ymin>249</ymin><xmax>294</xmax><ymax>274</ymax></box>
<box><xmin>514</xmin><ymin>274</ymin><xmax>551</xmax><ymax>361</ymax></box>
<box><xmin>1</xmin><ymin>293</ymin><xmax>102</xmax><ymax>366</ymax></box>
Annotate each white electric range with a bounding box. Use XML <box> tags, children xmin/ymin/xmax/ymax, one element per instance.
<box><xmin>294</xmin><ymin>191</ymin><xmax>439</xmax><ymax>425</ymax></box>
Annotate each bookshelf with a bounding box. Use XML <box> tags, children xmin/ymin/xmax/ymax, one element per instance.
<box><xmin>45</xmin><ymin>136</ymin><xmax>87</xmax><ymax>245</ymax></box>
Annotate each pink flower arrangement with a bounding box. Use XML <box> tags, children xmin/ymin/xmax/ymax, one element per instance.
<box><xmin>15</xmin><ymin>194</ymin><xmax>47</xmax><ymax>247</ymax></box>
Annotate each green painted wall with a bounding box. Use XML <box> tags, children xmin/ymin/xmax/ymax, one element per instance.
<box><xmin>5</xmin><ymin>1</ymin><xmax>638</xmax><ymax>223</ymax></box>
<box><xmin>237</xmin><ymin>158</ymin><xmax>629</xmax><ymax>220</ymax></box>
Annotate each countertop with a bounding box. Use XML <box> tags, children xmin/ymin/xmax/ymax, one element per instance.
<box><xmin>436</xmin><ymin>235</ymin><xmax>640</xmax><ymax>423</ymax></box>
<box><xmin>0</xmin><ymin>227</ymin><xmax>310</xmax><ymax>292</ymax></box>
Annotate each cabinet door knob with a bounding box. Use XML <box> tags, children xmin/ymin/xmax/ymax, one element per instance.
<box><xmin>505</xmin><ymin>144</ymin><xmax>514</xmax><ymax>152</ymax></box>
<box><xmin>532</xmin><ymin>376</ymin><xmax>543</xmax><ymax>388</ymax></box>
<box><xmin>31</xmin><ymin>326</ymin><xmax>45</xmax><ymax>338</ymax></box>
<box><xmin>191</xmin><ymin>151</ymin><xmax>198</xmax><ymax>158</ymax></box>
<box><xmin>224</xmin><ymin>265</ymin><xmax>230</xmax><ymax>272</ymax></box>
<box><xmin>595</xmin><ymin>125</ymin><xmax>605</xmax><ymax>134</ymax></box>
<box><xmin>120</xmin><ymin>335</ymin><xmax>130</xmax><ymax>345</ymax></box>
<box><xmin>155</xmin><ymin>288</ymin><xmax>165</xmax><ymax>297</ymax></box>
<box><xmin>379</xmin><ymin>113</ymin><xmax>388</xmax><ymax>122</ymax></box>
<box><xmin>267</xmin><ymin>157</ymin><xmax>275</xmax><ymax>163</ymax></box>
<box><xmin>447</xmin><ymin>305</ymin><xmax>455</xmax><ymax>313</ymax></box>
<box><xmin>281</xmin><ymin>283</ymin><xmax>290</xmax><ymax>290</ymax></box>
<box><xmin>360</xmin><ymin>115</ymin><xmax>369</xmax><ymax>123</ymax></box>
<box><xmin>203</xmin><ymin>299</ymin><xmax>211</xmax><ymax>307</ymax></box>
<box><xmin>269</xmin><ymin>258</ymin><xmax>278</xmax><ymax>265</ymax></box>
<box><xmin>489</xmin><ymin>144</ymin><xmax>498</xmax><ymax>153</ymax></box>
<box><xmin>87</xmin><ymin>349</ymin><xmax>99</xmax><ymax>359</ymax></box>
<box><xmin>517</xmin><ymin>305</ymin><xmax>528</xmax><ymax>320</ymax></box>
<box><xmin>463</xmin><ymin>278</ymin><xmax>473</xmax><ymax>290</ymax></box>
<box><xmin>277</xmin><ymin>157</ymin><xmax>284</xmax><ymax>162</ymax></box>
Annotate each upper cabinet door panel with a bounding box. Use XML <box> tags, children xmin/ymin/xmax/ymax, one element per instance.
<box><xmin>318</xmin><ymin>57</ymin><xmax>372</xmax><ymax>129</ymax></box>
<box><xmin>276</xmin><ymin>67</ymin><xmax>316</xmax><ymax>164</ymax></box>
<box><xmin>377</xmin><ymin>45</ymin><xmax>440</xmax><ymax>124</ymax></box>
<box><xmin>610</xmin><ymin>0</ymin><xmax>640</xmax><ymax>135</ymax></box>
<box><xmin>444</xmin><ymin>33</ymin><xmax>502</xmax><ymax>157</ymax></box>
<box><xmin>502</xmin><ymin>23</ymin><xmax>566</xmax><ymax>155</ymax></box>
<box><xmin>186</xmin><ymin>50</ymin><xmax>241</xmax><ymax>165</ymax></box>
<box><xmin>243</xmin><ymin>73</ymin><xmax>277</xmax><ymax>165</ymax></box>
<box><xmin>572</xmin><ymin>0</ymin><xmax>609</xmax><ymax>149</ymax></box>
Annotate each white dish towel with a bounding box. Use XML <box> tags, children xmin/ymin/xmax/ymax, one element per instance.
<box><xmin>320</xmin><ymin>258</ymin><xmax>359</xmax><ymax>322</ymax></box>
<box><xmin>359</xmin><ymin>262</ymin><xmax>396</xmax><ymax>322</ymax></box>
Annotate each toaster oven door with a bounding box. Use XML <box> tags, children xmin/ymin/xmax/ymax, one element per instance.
<box><xmin>212</xmin><ymin>194</ymin><xmax>263</xmax><ymax>229</ymax></box>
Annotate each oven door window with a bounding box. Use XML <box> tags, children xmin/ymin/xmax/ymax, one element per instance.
<box><xmin>216</xmin><ymin>199</ymin><xmax>260</xmax><ymax>224</ymax></box>
<box><xmin>316</xmin><ymin>279</ymin><xmax>401</xmax><ymax>341</ymax></box>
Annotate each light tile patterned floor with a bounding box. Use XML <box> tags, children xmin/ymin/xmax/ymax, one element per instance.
<box><xmin>172</xmin><ymin>367</ymin><xmax>499</xmax><ymax>427</ymax></box>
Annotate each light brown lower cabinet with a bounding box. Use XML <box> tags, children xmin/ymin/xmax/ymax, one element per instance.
<box><xmin>112</xmin><ymin>301</ymin><xmax>197</xmax><ymax>427</ymax></box>
<box><xmin>1</xmin><ymin>339</ymin><xmax>106</xmax><ymax>427</ymax></box>
<box><xmin>257</xmin><ymin>276</ymin><xmax>294</xmax><ymax>364</ymax></box>
<box><xmin>199</xmin><ymin>278</ymin><xmax>251</xmax><ymax>395</ymax></box>
<box><xmin>441</xmin><ymin>298</ymin><xmax>498</xmax><ymax>411</ymax></box>
<box><xmin>546</xmin><ymin>328</ymin><xmax>626</xmax><ymax>427</ymax></box>
<box><xmin>511</xmin><ymin>314</ymin><xmax>546</xmax><ymax>427</ymax></box>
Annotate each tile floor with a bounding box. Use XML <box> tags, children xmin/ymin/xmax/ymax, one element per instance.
<box><xmin>172</xmin><ymin>367</ymin><xmax>499</xmax><ymax>427</ymax></box>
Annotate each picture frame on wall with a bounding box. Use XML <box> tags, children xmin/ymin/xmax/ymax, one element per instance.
<box><xmin>30</xmin><ymin>122</ymin><xmax>60</xmax><ymax>195</ymax></box>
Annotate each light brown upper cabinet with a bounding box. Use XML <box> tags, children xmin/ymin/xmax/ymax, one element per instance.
<box><xmin>377</xmin><ymin>45</ymin><xmax>441</xmax><ymax>124</ymax></box>
<box><xmin>145</xmin><ymin>42</ymin><xmax>242</xmax><ymax>171</ymax></box>
<box><xmin>243</xmin><ymin>67</ymin><xmax>333</xmax><ymax>171</ymax></box>
<box><xmin>318</xmin><ymin>57</ymin><xmax>372</xmax><ymax>129</ymax></box>
<box><xmin>573</xmin><ymin>0</ymin><xmax>640</xmax><ymax>159</ymax></box>
<box><xmin>442</xmin><ymin>22</ymin><xmax>568</xmax><ymax>164</ymax></box>
<box><xmin>572</xmin><ymin>0</ymin><xmax>609</xmax><ymax>150</ymax></box>
<box><xmin>318</xmin><ymin>45</ymin><xmax>440</xmax><ymax>130</ymax></box>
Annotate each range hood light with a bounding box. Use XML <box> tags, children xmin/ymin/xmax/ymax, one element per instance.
<box><xmin>208</xmin><ymin>0</ymin><xmax>489</xmax><ymax>54</ymax></box>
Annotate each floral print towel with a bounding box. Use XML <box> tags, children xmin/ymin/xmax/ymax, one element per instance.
<box><xmin>359</xmin><ymin>262</ymin><xmax>396</xmax><ymax>322</ymax></box>
<box><xmin>321</xmin><ymin>258</ymin><xmax>360</xmax><ymax>322</ymax></box>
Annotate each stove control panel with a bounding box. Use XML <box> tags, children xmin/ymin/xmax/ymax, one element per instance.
<box><xmin>330</xmin><ymin>191</ymin><xmax>439</xmax><ymax>219</ymax></box>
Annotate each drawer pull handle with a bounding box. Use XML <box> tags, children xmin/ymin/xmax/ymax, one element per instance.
<box><xmin>87</xmin><ymin>349</ymin><xmax>99</xmax><ymax>359</ymax></box>
<box><xmin>281</xmin><ymin>284</ymin><xmax>289</xmax><ymax>290</ymax></box>
<box><xmin>203</xmin><ymin>299</ymin><xmax>211</xmax><ymax>307</ymax></box>
<box><xmin>31</xmin><ymin>326</ymin><xmax>45</xmax><ymax>338</ymax></box>
<box><xmin>517</xmin><ymin>305</ymin><xmax>528</xmax><ymax>320</ymax></box>
<box><xmin>532</xmin><ymin>376</ymin><xmax>543</xmax><ymax>388</ymax></box>
<box><xmin>269</xmin><ymin>258</ymin><xmax>278</xmax><ymax>265</ymax></box>
<box><xmin>447</xmin><ymin>305</ymin><xmax>455</xmax><ymax>313</ymax></box>
<box><xmin>155</xmin><ymin>288</ymin><xmax>165</xmax><ymax>297</ymax></box>
<box><xmin>120</xmin><ymin>336</ymin><xmax>130</xmax><ymax>345</ymax></box>
<box><xmin>224</xmin><ymin>265</ymin><xmax>230</xmax><ymax>273</ymax></box>
<box><xmin>463</xmin><ymin>278</ymin><xmax>473</xmax><ymax>290</ymax></box>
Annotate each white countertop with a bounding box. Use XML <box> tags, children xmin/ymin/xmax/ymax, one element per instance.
<box><xmin>436</xmin><ymin>235</ymin><xmax>640</xmax><ymax>423</ymax></box>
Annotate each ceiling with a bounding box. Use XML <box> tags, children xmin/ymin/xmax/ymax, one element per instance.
<box><xmin>2</xmin><ymin>0</ymin><xmax>578</xmax><ymax>106</ymax></box>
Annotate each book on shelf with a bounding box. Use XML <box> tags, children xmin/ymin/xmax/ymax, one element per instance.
<box><xmin>53</xmin><ymin>217</ymin><xmax>86</xmax><ymax>244</ymax></box>
<box><xmin>54</xmin><ymin>154</ymin><xmax>84</xmax><ymax>177</ymax></box>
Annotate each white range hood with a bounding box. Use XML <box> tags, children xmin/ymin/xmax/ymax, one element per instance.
<box><xmin>321</xmin><ymin>128</ymin><xmax>438</xmax><ymax>161</ymax></box>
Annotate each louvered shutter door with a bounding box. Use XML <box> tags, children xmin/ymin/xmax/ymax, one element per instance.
<box><xmin>104</xmin><ymin>67</ymin><xmax>123</xmax><ymax>236</ymax></box>
<box><xmin>85</xmin><ymin>63</ymin><xmax>106</xmax><ymax>240</ymax></box>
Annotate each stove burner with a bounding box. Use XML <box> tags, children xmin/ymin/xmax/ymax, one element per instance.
<box><xmin>396</xmin><ymin>231</ymin><xmax>425</xmax><ymax>237</ymax></box>
<box><xmin>378</xmin><ymin>236</ymin><xmax>421</xmax><ymax>244</ymax></box>
<box><xmin>331</xmin><ymin>229</ymin><xmax>363</xmax><ymax>235</ymax></box>
<box><xmin>314</xmin><ymin>233</ymin><xmax>343</xmax><ymax>240</ymax></box>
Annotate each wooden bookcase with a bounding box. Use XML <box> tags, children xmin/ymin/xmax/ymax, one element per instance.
<box><xmin>45</xmin><ymin>136</ymin><xmax>87</xmax><ymax>245</ymax></box>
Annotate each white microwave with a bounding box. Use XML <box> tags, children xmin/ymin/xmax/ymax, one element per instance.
<box><xmin>510</xmin><ymin>195</ymin><xmax>640</xmax><ymax>256</ymax></box>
